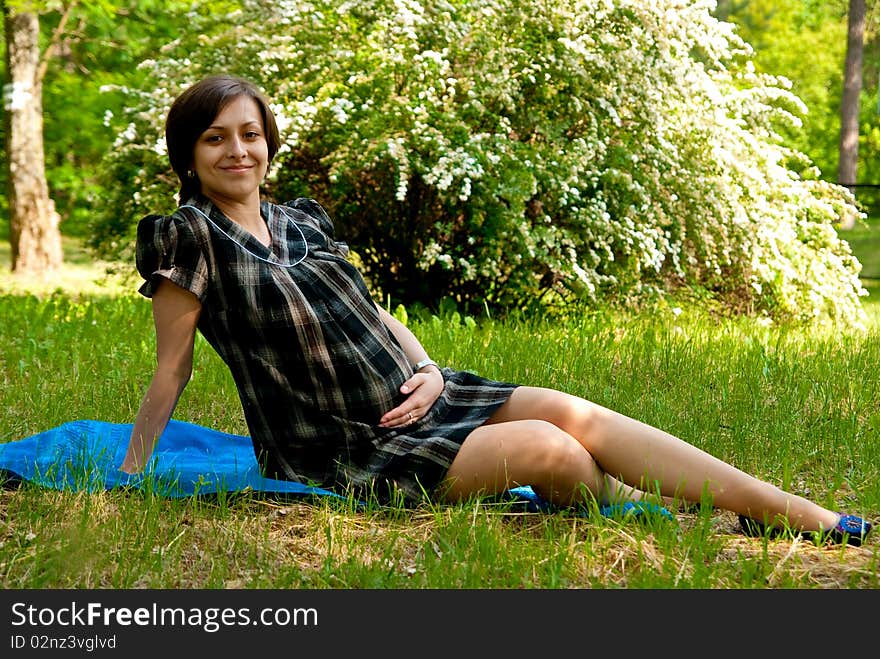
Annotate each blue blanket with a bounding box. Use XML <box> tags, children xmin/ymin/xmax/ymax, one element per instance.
<box><xmin>0</xmin><ymin>419</ymin><xmax>673</xmax><ymax>519</ymax></box>
<box><xmin>0</xmin><ymin>419</ymin><xmax>334</xmax><ymax>498</ymax></box>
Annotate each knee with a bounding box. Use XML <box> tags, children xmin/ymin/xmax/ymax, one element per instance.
<box><xmin>525</xmin><ymin>420</ymin><xmax>594</xmax><ymax>476</ymax></box>
<box><xmin>524</xmin><ymin>421</ymin><xmax>603</xmax><ymax>503</ymax></box>
<box><xmin>550</xmin><ymin>395</ymin><xmax>615</xmax><ymax>449</ymax></box>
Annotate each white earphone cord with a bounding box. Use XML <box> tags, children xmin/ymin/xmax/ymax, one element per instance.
<box><xmin>177</xmin><ymin>204</ymin><xmax>308</xmax><ymax>268</ymax></box>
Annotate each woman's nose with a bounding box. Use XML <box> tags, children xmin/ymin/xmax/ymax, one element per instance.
<box><xmin>227</xmin><ymin>136</ymin><xmax>247</xmax><ymax>158</ymax></box>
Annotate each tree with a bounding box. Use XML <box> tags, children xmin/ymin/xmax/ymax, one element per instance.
<box><xmin>99</xmin><ymin>0</ymin><xmax>868</xmax><ymax>327</ymax></box>
<box><xmin>715</xmin><ymin>1</ymin><xmax>880</xmax><ymax>227</ymax></box>
<box><xmin>838</xmin><ymin>0</ymin><xmax>866</xmax><ymax>229</ymax></box>
<box><xmin>714</xmin><ymin>1</ymin><xmax>848</xmax><ymax>179</ymax></box>
<box><xmin>1</xmin><ymin>0</ymin><xmax>190</xmax><ymax>271</ymax></box>
<box><xmin>2</xmin><ymin>0</ymin><xmax>69</xmax><ymax>274</ymax></box>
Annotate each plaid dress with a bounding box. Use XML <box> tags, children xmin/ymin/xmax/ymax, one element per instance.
<box><xmin>136</xmin><ymin>194</ymin><xmax>518</xmax><ymax>503</ymax></box>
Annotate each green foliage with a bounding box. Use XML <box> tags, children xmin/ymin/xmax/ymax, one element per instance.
<box><xmin>0</xmin><ymin>0</ymin><xmax>192</xmax><ymax>238</ymax></box>
<box><xmin>716</xmin><ymin>0</ymin><xmax>880</xmax><ymax>212</ymax></box>
<box><xmin>95</xmin><ymin>0</ymin><xmax>867</xmax><ymax>325</ymax></box>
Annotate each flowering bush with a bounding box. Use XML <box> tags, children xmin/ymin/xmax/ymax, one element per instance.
<box><xmin>95</xmin><ymin>0</ymin><xmax>867</xmax><ymax>326</ymax></box>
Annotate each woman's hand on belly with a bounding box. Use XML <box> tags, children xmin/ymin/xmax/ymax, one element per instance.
<box><xmin>378</xmin><ymin>368</ymin><xmax>444</xmax><ymax>428</ymax></box>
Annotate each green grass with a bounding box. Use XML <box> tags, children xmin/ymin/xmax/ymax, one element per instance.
<box><xmin>844</xmin><ymin>219</ymin><xmax>880</xmax><ymax>280</ymax></box>
<box><xmin>1</xmin><ymin>239</ymin><xmax>879</xmax><ymax>588</ymax></box>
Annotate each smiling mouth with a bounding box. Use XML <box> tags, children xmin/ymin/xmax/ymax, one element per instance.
<box><xmin>222</xmin><ymin>166</ymin><xmax>253</xmax><ymax>173</ymax></box>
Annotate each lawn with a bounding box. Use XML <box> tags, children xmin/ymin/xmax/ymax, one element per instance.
<box><xmin>0</xmin><ymin>234</ymin><xmax>878</xmax><ymax>589</ymax></box>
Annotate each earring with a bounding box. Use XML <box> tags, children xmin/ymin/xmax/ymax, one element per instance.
<box><xmin>187</xmin><ymin>170</ymin><xmax>196</xmax><ymax>179</ymax></box>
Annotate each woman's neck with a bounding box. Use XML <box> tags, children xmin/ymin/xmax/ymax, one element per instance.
<box><xmin>204</xmin><ymin>192</ymin><xmax>263</xmax><ymax>228</ymax></box>
<box><xmin>202</xmin><ymin>191</ymin><xmax>270</xmax><ymax>245</ymax></box>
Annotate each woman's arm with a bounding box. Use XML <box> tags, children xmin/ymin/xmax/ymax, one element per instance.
<box><xmin>119</xmin><ymin>280</ymin><xmax>202</xmax><ymax>473</ymax></box>
<box><xmin>376</xmin><ymin>305</ymin><xmax>444</xmax><ymax>428</ymax></box>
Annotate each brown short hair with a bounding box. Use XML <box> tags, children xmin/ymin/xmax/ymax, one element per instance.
<box><xmin>165</xmin><ymin>74</ymin><xmax>281</xmax><ymax>203</ymax></box>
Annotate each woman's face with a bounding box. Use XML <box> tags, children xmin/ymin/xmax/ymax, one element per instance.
<box><xmin>191</xmin><ymin>95</ymin><xmax>269</xmax><ymax>205</ymax></box>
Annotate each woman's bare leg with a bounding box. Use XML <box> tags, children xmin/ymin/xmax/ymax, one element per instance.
<box><xmin>439</xmin><ymin>419</ymin><xmax>655</xmax><ymax>508</ymax></box>
<box><xmin>451</xmin><ymin>386</ymin><xmax>840</xmax><ymax>532</ymax></box>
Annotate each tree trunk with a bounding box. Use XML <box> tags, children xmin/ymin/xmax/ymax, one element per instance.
<box><xmin>3</xmin><ymin>5</ymin><xmax>63</xmax><ymax>273</ymax></box>
<box><xmin>837</xmin><ymin>0</ymin><xmax>866</xmax><ymax>230</ymax></box>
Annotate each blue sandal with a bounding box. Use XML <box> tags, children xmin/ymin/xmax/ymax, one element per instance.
<box><xmin>818</xmin><ymin>514</ymin><xmax>872</xmax><ymax>547</ymax></box>
<box><xmin>739</xmin><ymin>513</ymin><xmax>872</xmax><ymax>547</ymax></box>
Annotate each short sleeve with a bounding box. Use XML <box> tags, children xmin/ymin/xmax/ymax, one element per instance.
<box><xmin>135</xmin><ymin>213</ymin><xmax>208</xmax><ymax>300</ymax></box>
<box><xmin>286</xmin><ymin>197</ymin><xmax>350</xmax><ymax>259</ymax></box>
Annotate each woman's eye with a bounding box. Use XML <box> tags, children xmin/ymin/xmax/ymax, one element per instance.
<box><xmin>245</xmin><ymin>131</ymin><xmax>260</xmax><ymax>139</ymax></box>
<box><xmin>204</xmin><ymin>134</ymin><xmax>223</xmax><ymax>143</ymax></box>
